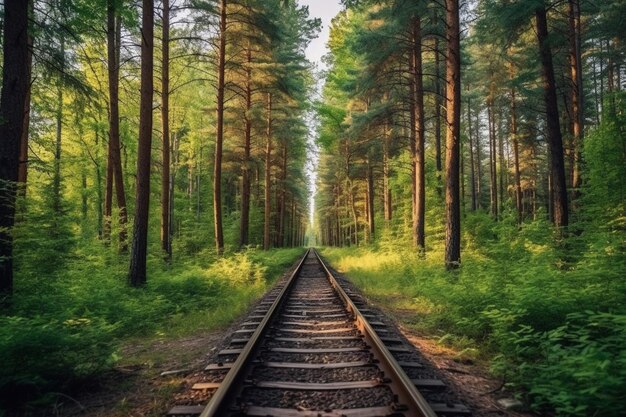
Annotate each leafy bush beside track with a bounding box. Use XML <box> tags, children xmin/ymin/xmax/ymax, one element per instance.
<box><xmin>0</xmin><ymin>247</ymin><xmax>303</xmax><ymax>409</ymax></box>
<box><xmin>322</xmin><ymin>215</ymin><xmax>626</xmax><ymax>416</ymax></box>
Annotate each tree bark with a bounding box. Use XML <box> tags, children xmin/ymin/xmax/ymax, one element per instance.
<box><xmin>213</xmin><ymin>0</ymin><xmax>227</xmax><ymax>255</ymax></box>
<box><xmin>53</xmin><ymin>35</ymin><xmax>65</xmax><ymax>216</ymax></box>
<box><xmin>536</xmin><ymin>4</ymin><xmax>569</xmax><ymax>229</ymax></box>
<box><xmin>106</xmin><ymin>0</ymin><xmax>128</xmax><ymax>249</ymax></box>
<box><xmin>474</xmin><ymin>106</ymin><xmax>483</xmax><ymax>209</ymax></box>
<box><xmin>367</xmin><ymin>159</ymin><xmax>375</xmax><ymax>240</ymax></box>
<box><xmin>434</xmin><ymin>11</ymin><xmax>443</xmax><ymax>197</ymax></box>
<box><xmin>17</xmin><ymin>0</ymin><xmax>32</xmax><ymax>191</ymax></box>
<box><xmin>263</xmin><ymin>93</ymin><xmax>272</xmax><ymax>250</ymax></box>
<box><xmin>0</xmin><ymin>0</ymin><xmax>29</xmax><ymax>296</ymax></box>
<box><xmin>161</xmin><ymin>0</ymin><xmax>171</xmax><ymax>258</ymax></box>
<box><xmin>128</xmin><ymin>0</ymin><xmax>154</xmax><ymax>287</ymax></box>
<box><xmin>569</xmin><ymin>0</ymin><xmax>583</xmax><ymax>200</ymax></box>
<box><xmin>277</xmin><ymin>142</ymin><xmax>287</xmax><ymax>247</ymax></box>
<box><xmin>487</xmin><ymin>96</ymin><xmax>498</xmax><ymax>219</ymax></box>
<box><xmin>511</xmin><ymin>87</ymin><xmax>523</xmax><ymax>225</ymax></box>
<box><xmin>383</xmin><ymin>117</ymin><xmax>392</xmax><ymax>222</ymax></box>
<box><xmin>467</xmin><ymin>96</ymin><xmax>477</xmax><ymax>211</ymax></box>
<box><xmin>444</xmin><ymin>0</ymin><xmax>461</xmax><ymax>269</ymax></box>
<box><xmin>240</xmin><ymin>46</ymin><xmax>252</xmax><ymax>248</ymax></box>
<box><xmin>413</xmin><ymin>17</ymin><xmax>426</xmax><ymax>252</ymax></box>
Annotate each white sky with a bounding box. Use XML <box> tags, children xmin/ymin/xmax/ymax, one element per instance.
<box><xmin>298</xmin><ymin>0</ymin><xmax>344</xmax><ymax>70</ymax></box>
<box><xmin>297</xmin><ymin>1</ymin><xmax>343</xmax><ymax>229</ymax></box>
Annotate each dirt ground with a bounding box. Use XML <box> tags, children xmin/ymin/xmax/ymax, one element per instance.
<box><xmin>398</xmin><ymin>326</ymin><xmax>536</xmax><ymax>417</ymax></box>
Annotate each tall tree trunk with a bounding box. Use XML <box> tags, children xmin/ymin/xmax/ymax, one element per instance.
<box><xmin>95</xmin><ymin>126</ymin><xmax>104</xmax><ymax>238</ymax></box>
<box><xmin>240</xmin><ymin>47</ymin><xmax>252</xmax><ymax>248</ymax></box>
<box><xmin>467</xmin><ymin>96</ymin><xmax>477</xmax><ymax>211</ymax></box>
<box><xmin>161</xmin><ymin>0</ymin><xmax>171</xmax><ymax>258</ymax></box>
<box><xmin>444</xmin><ymin>0</ymin><xmax>461</xmax><ymax>269</ymax></box>
<box><xmin>106</xmin><ymin>0</ymin><xmax>128</xmax><ymax>249</ymax></box>
<box><xmin>474</xmin><ymin>107</ymin><xmax>483</xmax><ymax>209</ymax></box>
<box><xmin>367</xmin><ymin>158</ymin><xmax>375</xmax><ymax>240</ymax></box>
<box><xmin>383</xmin><ymin>115</ymin><xmax>392</xmax><ymax>222</ymax></box>
<box><xmin>17</xmin><ymin>0</ymin><xmax>32</xmax><ymax>192</ymax></box>
<box><xmin>277</xmin><ymin>142</ymin><xmax>287</xmax><ymax>247</ymax></box>
<box><xmin>0</xmin><ymin>0</ymin><xmax>29</xmax><ymax>296</ymax></box>
<box><xmin>536</xmin><ymin>4</ymin><xmax>569</xmax><ymax>229</ymax></box>
<box><xmin>128</xmin><ymin>0</ymin><xmax>154</xmax><ymax>287</ymax></box>
<box><xmin>434</xmin><ymin>10</ymin><xmax>443</xmax><ymax>197</ymax></box>
<box><xmin>213</xmin><ymin>0</ymin><xmax>227</xmax><ymax>255</ymax></box>
<box><xmin>263</xmin><ymin>93</ymin><xmax>272</xmax><ymax>250</ymax></box>
<box><xmin>349</xmin><ymin>185</ymin><xmax>358</xmax><ymax>246</ymax></box>
<box><xmin>569</xmin><ymin>0</ymin><xmax>583</xmax><ymax>200</ymax></box>
<box><xmin>487</xmin><ymin>97</ymin><xmax>498</xmax><ymax>219</ymax></box>
<box><xmin>413</xmin><ymin>17</ymin><xmax>426</xmax><ymax>251</ymax></box>
<box><xmin>497</xmin><ymin>108</ymin><xmax>505</xmax><ymax>214</ymax></box>
<box><xmin>53</xmin><ymin>35</ymin><xmax>65</xmax><ymax>216</ymax></box>
<box><xmin>511</xmin><ymin>87</ymin><xmax>523</xmax><ymax>225</ymax></box>
<box><xmin>169</xmin><ymin>130</ymin><xmax>179</xmax><ymax>248</ymax></box>
<box><xmin>408</xmin><ymin>31</ymin><xmax>417</xmax><ymax>244</ymax></box>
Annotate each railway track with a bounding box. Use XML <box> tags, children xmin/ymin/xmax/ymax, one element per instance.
<box><xmin>168</xmin><ymin>249</ymin><xmax>470</xmax><ymax>417</ymax></box>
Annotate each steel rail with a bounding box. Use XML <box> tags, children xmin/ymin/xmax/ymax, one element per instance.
<box><xmin>199</xmin><ymin>248</ymin><xmax>310</xmax><ymax>417</ymax></box>
<box><xmin>312</xmin><ymin>248</ymin><xmax>438</xmax><ymax>417</ymax></box>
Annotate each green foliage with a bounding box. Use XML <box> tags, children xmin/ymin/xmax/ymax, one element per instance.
<box><xmin>1</xmin><ymin>246</ymin><xmax>303</xmax><ymax>410</ymax></box>
<box><xmin>0</xmin><ymin>316</ymin><xmax>116</xmax><ymax>407</ymax></box>
<box><xmin>322</xmin><ymin>204</ymin><xmax>626</xmax><ymax>415</ymax></box>
<box><xmin>582</xmin><ymin>92</ymin><xmax>626</xmax><ymax>222</ymax></box>
<box><xmin>490</xmin><ymin>312</ymin><xmax>626</xmax><ymax>417</ymax></box>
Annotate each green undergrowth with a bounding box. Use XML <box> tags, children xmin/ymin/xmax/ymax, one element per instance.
<box><xmin>321</xmin><ymin>215</ymin><xmax>626</xmax><ymax>416</ymax></box>
<box><xmin>0</xmin><ymin>246</ymin><xmax>303</xmax><ymax>411</ymax></box>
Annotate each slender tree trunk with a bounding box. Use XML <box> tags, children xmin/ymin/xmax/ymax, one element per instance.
<box><xmin>263</xmin><ymin>93</ymin><xmax>272</xmax><ymax>250</ymax></box>
<box><xmin>434</xmin><ymin>15</ymin><xmax>443</xmax><ymax>197</ymax></box>
<box><xmin>104</xmin><ymin>138</ymin><xmax>113</xmax><ymax>240</ymax></box>
<box><xmin>467</xmin><ymin>96</ymin><xmax>476</xmax><ymax>211</ymax></box>
<box><xmin>53</xmin><ymin>35</ymin><xmax>65</xmax><ymax>216</ymax></box>
<box><xmin>277</xmin><ymin>142</ymin><xmax>287</xmax><ymax>247</ymax></box>
<box><xmin>444</xmin><ymin>0</ymin><xmax>461</xmax><ymax>269</ymax></box>
<box><xmin>161</xmin><ymin>0</ymin><xmax>171</xmax><ymax>258</ymax></box>
<box><xmin>497</xmin><ymin>108</ymin><xmax>505</xmax><ymax>214</ymax></box>
<box><xmin>569</xmin><ymin>0</ymin><xmax>583</xmax><ymax>200</ymax></box>
<box><xmin>128</xmin><ymin>0</ymin><xmax>154</xmax><ymax>287</ymax></box>
<box><xmin>0</xmin><ymin>0</ymin><xmax>29</xmax><ymax>296</ymax></box>
<box><xmin>511</xmin><ymin>87</ymin><xmax>523</xmax><ymax>225</ymax></box>
<box><xmin>367</xmin><ymin>159</ymin><xmax>375</xmax><ymax>240</ymax></box>
<box><xmin>413</xmin><ymin>17</ymin><xmax>426</xmax><ymax>251</ymax></box>
<box><xmin>408</xmin><ymin>32</ymin><xmax>417</xmax><ymax>242</ymax></box>
<box><xmin>536</xmin><ymin>4</ymin><xmax>569</xmax><ymax>229</ymax></box>
<box><xmin>289</xmin><ymin>198</ymin><xmax>295</xmax><ymax>247</ymax></box>
<box><xmin>487</xmin><ymin>97</ymin><xmax>498</xmax><ymax>219</ymax></box>
<box><xmin>474</xmin><ymin>107</ymin><xmax>483</xmax><ymax>209</ymax></box>
<box><xmin>170</xmin><ymin>130</ymin><xmax>179</xmax><ymax>245</ymax></box>
<box><xmin>17</xmin><ymin>0</ymin><xmax>32</xmax><ymax>191</ymax></box>
<box><xmin>350</xmin><ymin>185</ymin><xmax>358</xmax><ymax>246</ymax></box>
<box><xmin>213</xmin><ymin>0</ymin><xmax>227</xmax><ymax>255</ymax></box>
<box><xmin>81</xmin><ymin>167</ymin><xmax>88</xmax><ymax>219</ymax></box>
<box><xmin>106</xmin><ymin>2</ymin><xmax>127</xmax><ymax>248</ymax></box>
<box><xmin>95</xmin><ymin>127</ymin><xmax>104</xmax><ymax>238</ymax></box>
<box><xmin>383</xmin><ymin>115</ymin><xmax>392</xmax><ymax>222</ymax></box>
<box><xmin>240</xmin><ymin>47</ymin><xmax>252</xmax><ymax>248</ymax></box>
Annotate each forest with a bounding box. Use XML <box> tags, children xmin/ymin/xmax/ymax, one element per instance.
<box><xmin>0</xmin><ymin>0</ymin><xmax>624</xmax><ymax>416</ymax></box>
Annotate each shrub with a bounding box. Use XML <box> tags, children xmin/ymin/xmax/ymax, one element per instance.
<box><xmin>0</xmin><ymin>316</ymin><xmax>116</xmax><ymax>408</ymax></box>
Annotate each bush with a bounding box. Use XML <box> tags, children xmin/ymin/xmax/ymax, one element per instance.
<box><xmin>0</xmin><ymin>316</ymin><xmax>116</xmax><ymax>407</ymax></box>
<box><xmin>1</xmin><ymin>246</ymin><xmax>304</xmax><ymax>410</ymax></box>
<box><xmin>490</xmin><ymin>311</ymin><xmax>626</xmax><ymax>417</ymax></box>
<box><xmin>321</xmin><ymin>206</ymin><xmax>626</xmax><ymax>416</ymax></box>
